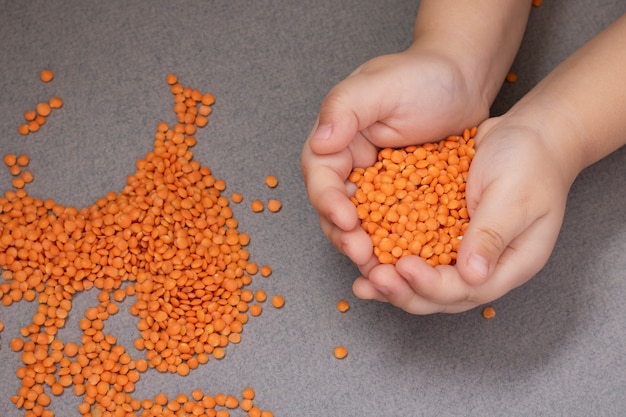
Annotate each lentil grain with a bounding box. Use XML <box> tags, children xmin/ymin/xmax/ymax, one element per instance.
<box><xmin>333</xmin><ymin>346</ymin><xmax>348</xmax><ymax>359</ymax></box>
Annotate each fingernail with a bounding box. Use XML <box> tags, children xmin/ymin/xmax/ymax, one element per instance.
<box><xmin>313</xmin><ymin>124</ymin><xmax>332</xmax><ymax>141</ymax></box>
<box><xmin>468</xmin><ymin>254</ymin><xmax>489</xmax><ymax>280</ymax></box>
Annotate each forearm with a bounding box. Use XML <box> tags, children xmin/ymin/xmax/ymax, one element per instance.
<box><xmin>505</xmin><ymin>13</ymin><xmax>626</xmax><ymax>180</ymax></box>
<box><xmin>412</xmin><ymin>0</ymin><xmax>532</xmax><ymax>107</ymax></box>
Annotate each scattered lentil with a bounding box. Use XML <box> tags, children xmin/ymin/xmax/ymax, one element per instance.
<box><xmin>242</xmin><ymin>387</ymin><xmax>255</xmax><ymax>400</ymax></box>
<box><xmin>11</xmin><ymin>177</ymin><xmax>25</xmax><ymax>189</ymax></box>
<box><xmin>24</xmin><ymin>110</ymin><xmax>37</xmax><ymax>122</ymax></box>
<box><xmin>251</xmin><ymin>199</ymin><xmax>264</xmax><ymax>212</ymax></box>
<box><xmin>0</xmin><ymin>73</ymin><xmax>275</xmax><ymax>416</ymax></box>
<box><xmin>482</xmin><ymin>306</ymin><xmax>496</xmax><ymax>319</ymax></box>
<box><xmin>21</xmin><ymin>171</ymin><xmax>34</xmax><ymax>184</ymax></box>
<box><xmin>506</xmin><ymin>71</ymin><xmax>518</xmax><ymax>83</ymax></box>
<box><xmin>231</xmin><ymin>192</ymin><xmax>243</xmax><ymax>203</ymax></box>
<box><xmin>16</xmin><ymin>154</ymin><xmax>29</xmax><ymax>167</ymax></box>
<box><xmin>267</xmin><ymin>199</ymin><xmax>282</xmax><ymax>213</ymax></box>
<box><xmin>333</xmin><ymin>346</ymin><xmax>348</xmax><ymax>359</ymax></box>
<box><xmin>18</xmin><ymin>93</ymin><xmax>63</xmax><ymax>136</ymax></box>
<box><xmin>49</xmin><ymin>97</ymin><xmax>63</xmax><ymax>109</ymax></box>
<box><xmin>3</xmin><ymin>154</ymin><xmax>17</xmax><ymax>167</ymax></box>
<box><xmin>36</xmin><ymin>102</ymin><xmax>51</xmax><ymax>117</ymax></box>
<box><xmin>271</xmin><ymin>295</ymin><xmax>285</xmax><ymax>309</ymax></box>
<box><xmin>225</xmin><ymin>395</ymin><xmax>239</xmax><ymax>409</ymax></box>
<box><xmin>18</xmin><ymin>124</ymin><xmax>30</xmax><ymax>135</ymax></box>
<box><xmin>10</xmin><ymin>338</ymin><xmax>24</xmax><ymax>351</ymax></box>
<box><xmin>28</xmin><ymin>120</ymin><xmax>40</xmax><ymax>133</ymax></box>
<box><xmin>249</xmin><ymin>304</ymin><xmax>263</xmax><ymax>317</ymax></box>
<box><xmin>337</xmin><ymin>300</ymin><xmax>350</xmax><ymax>313</ymax></box>
<box><xmin>8</xmin><ymin>165</ymin><xmax>20</xmax><ymax>176</ymax></box>
<box><xmin>264</xmin><ymin>175</ymin><xmax>278</xmax><ymax>188</ymax></box>
<box><xmin>165</xmin><ymin>73</ymin><xmax>178</xmax><ymax>85</ymax></box>
<box><xmin>40</xmin><ymin>69</ymin><xmax>54</xmax><ymax>83</ymax></box>
<box><xmin>246</xmin><ymin>262</ymin><xmax>259</xmax><ymax>275</ymax></box>
<box><xmin>255</xmin><ymin>289</ymin><xmax>267</xmax><ymax>302</ymax></box>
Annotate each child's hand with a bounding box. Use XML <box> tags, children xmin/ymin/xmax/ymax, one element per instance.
<box><xmin>302</xmin><ymin>47</ymin><xmax>490</xmax><ymax>267</ymax></box>
<box><xmin>353</xmin><ymin>117</ymin><xmax>576</xmax><ymax>313</ymax></box>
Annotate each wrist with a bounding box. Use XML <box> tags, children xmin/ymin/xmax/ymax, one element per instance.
<box><xmin>402</xmin><ymin>41</ymin><xmax>492</xmax><ymax>130</ymax></box>
<box><xmin>501</xmin><ymin>97</ymin><xmax>587</xmax><ymax>187</ymax></box>
<box><xmin>412</xmin><ymin>0</ymin><xmax>531</xmax><ymax>109</ymax></box>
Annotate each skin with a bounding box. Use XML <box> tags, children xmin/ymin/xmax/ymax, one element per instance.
<box><xmin>301</xmin><ymin>2</ymin><xmax>626</xmax><ymax>313</ymax></box>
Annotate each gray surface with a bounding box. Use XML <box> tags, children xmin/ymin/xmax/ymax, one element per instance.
<box><xmin>1</xmin><ymin>1</ymin><xmax>625</xmax><ymax>416</ymax></box>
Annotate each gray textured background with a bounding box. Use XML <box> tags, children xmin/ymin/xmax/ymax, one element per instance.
<box><xmin>1</xmin><ymin>1</ymin><xmax>625</xmax><ymax>416</ymax></box>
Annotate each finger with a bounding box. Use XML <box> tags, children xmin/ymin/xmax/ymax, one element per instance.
<box><xmin>352</xmin><ymin>276</ymin><xmax>388</xmax><ymax>303</ymax></box>
<box><xmin>356</xmin><ymin>253</ymin><xmax>381</xmax><ymax>278</ymax></box>
<box><xmin>301</xmin><ymin>142</ymin><xmax>358</xmax><ymax>232</ymax></box>
<box><xmin>320</xmin><ymin>215</ymin><xmax>373</xmax><ymax>266</ymax></box>
<box><xmin>456</xmin><ymin>175</ymin><xmax>544</xmax><ymax>286</ymax></box>
<box><xmin>394</xmin><ymin>211</ymin><xmax>562</xmax><ymax>313</ymax></box>
<box><xmin>307</xmin><ymin>74</ymin><xmax>383</xmax><ymax>155</ymax></box>
<box><xmin>464</xmin><ymin>206</ymin><xmax>563</xmax><ymax>297</ymax></box>
<box><xmin>365</xmin><ymin>263</ymin><xmax>451</xmax><ymax>314</ymax></box>
<box><xmin>309</xmin><ymin>60</ymin><xmax>423</xmax><ymax>156</ymax></box>
<box><xmin>394</xmin><ymin>256</ymin><xmax>477</xmax><ymax>312</ymax></box>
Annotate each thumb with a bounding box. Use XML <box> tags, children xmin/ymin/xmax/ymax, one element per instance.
<box><xmin>308</xmin><ymin>72</ymin><xmax>383</xmax><ymax>155</ymax></box>
<box><xmin>455</xmin><ymin>182</ymin><xmax>533</xmax><ymax>286</ymax></box>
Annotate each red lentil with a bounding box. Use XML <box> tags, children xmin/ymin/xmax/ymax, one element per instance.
<box><xmin>482</xmin><ymin>306</ymin><xmax>496</xmax><ymax>319</ymax></box>
<box><xmin>40</xmin><ymin>69</ymin><xmax>54</xmax><ymax>83</ymax></box>
<box><xmin>333</xmin><ymin>346</ymin><xmax>348</xmax><ymax>359</ymax></box>
<box><xmin>16</xmin><ymin>154</ymin><xmax>29</xmax><ymax>167</ymax></box>
<box><xmin>267</xmin><ymin>199</ymin><xmax>282</xmax><ymax>213</ymax></box>
<box><xmin>251</xmin><ymin>199</ymin><xmax>264</xmax><ymax>212</ymax></box>
<box><xmin>36</xmin><ymin>102</ymin><xmax>51</xmax><ymax>117</ymax></box>
<box><xmin>271</xmin><ymin>295</ymin><xmax>285</xmax><ymax>309</ymax></box>
<box><xmin>49</xmin><ymin>97</ymin><xmax>63</xmax><ymax>109</ymax></box>
<box><xmin>18</xmin><ymin>124</ymin><xmax>30</xmax><ymax>135</ymax></box>
<box><xmin>24</xmin><ymin>110</ymin><xmax>37</xmax><ymax>122</ymax></box>
<box><xmin>255</xmin><ymin>289</ymin><xmax>267</xmax><ymax>302</ymax></box>
<box><xmin>506</xmin><ymin>71</ymin><xmax>518</xmax><ymax>83</ymax></box>
<box><xmin>337</xmin><ymin>300</ymin><xmax>350</xmax><ymax>313</ymax></box>
<box><xmin>0</xmin><ymin>73</ymin><xmax>274</xmax><ymax>416</ymax></box>
<box><xmin>3</xmin><ymin>154</ymin><xmax>17</xmax><ymax>167</ymax></box>
<box><xmin>348</xmin><ymin>128</ymin><xmax>476</xmax><ymax>266</ymax></box>
<box><xmin>264</xmin><ymin>175</ymin><xmax>278</xmax><ymax>188</ymax></box>
<box><xmin>249</xmin><ymin>304</ymin><xmax>263</xmax><ymax>317</ymax></box>
<box><xmin>231</xmin><ymin>192</ymin><xmax>243</xmax><ymax>203</ymax></box>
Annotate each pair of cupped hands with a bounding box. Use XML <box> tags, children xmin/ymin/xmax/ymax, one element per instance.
<box><xmin>301</xmin><ymin>47</ymin><xmax>573</xmax><ymax>314</ymax></box>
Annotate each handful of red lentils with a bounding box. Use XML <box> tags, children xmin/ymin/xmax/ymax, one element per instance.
<box><xmin>348</xmin><ymin>127</ymin><xmax>476</xmax><ymax>266</ymax></box>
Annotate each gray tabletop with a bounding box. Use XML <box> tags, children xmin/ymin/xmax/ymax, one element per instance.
<box><xmin>1</xmin><ymin>1</ymin><xmax>625</xmax><ymax>416</ymax></box>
